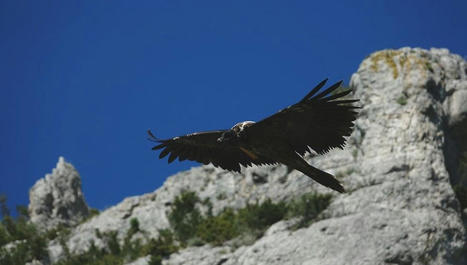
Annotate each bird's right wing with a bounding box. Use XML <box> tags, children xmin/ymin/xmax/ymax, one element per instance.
<box><xmin>246</xmin><ymin>79</ymin><xmax>360</xmax><ymax>156</ymax></box>
<box><xmin>149</xmin><ymin>130</ymin><xmax>274</xmax><ymax>172</ymax></box>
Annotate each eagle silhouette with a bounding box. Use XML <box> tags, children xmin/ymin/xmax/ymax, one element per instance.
<box><xmin>149</xmin><ymin>79</ymin><xmax>359</xmax><ymax>193</ymax></box>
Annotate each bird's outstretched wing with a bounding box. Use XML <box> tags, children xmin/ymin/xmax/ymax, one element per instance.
<box><xmin>246</xmin><ymin>79</ymin><xmax>359</xmax><ymax>156</ymax></box>
<box><xmin>149</xmin><ymin>130</ymin><xmax>274</xmax><ymax>172</ymax></box>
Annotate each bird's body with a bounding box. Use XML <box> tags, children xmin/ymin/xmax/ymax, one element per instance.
<box><xmin>150</xmin><ymin>79</ymin><xmax>359</xmax><ymax>193</ymax></box>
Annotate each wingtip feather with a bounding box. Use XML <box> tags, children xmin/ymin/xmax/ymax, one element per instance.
<box><xmin>313</xmin><ymin>80</ymin><xmax>343</xmax><ymax>100</ymax></box>
<box><xmin>324</xmin><ymin>89</ymin><xmax>352</xmax><ymax>101</ymax></box>
<box><xmin>152</xmin><ymin>143</ymin><xmax>165</xmax><ymax>150</ymax></box>
<box><xmin>300</xmin><ymin>78</ymin><xmax>328</xmax><ymax>103</ymax></box>
<box><xmin>168</xmin><ymin>152</ymin><xmax>178</xmax><ymax>163</ymax></box>
<box><xmin>159</xmin><ymin>148</ymin><xmax>170</xmax><ymax>159</ymax></box>
<box><xmin>147</xmin><ymin>130</ymin><xmax>160</xmax><ymax>142</ymax></box>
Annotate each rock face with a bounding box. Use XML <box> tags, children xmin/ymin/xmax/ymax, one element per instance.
<box><xmin>42</xmin><ymin>47</ymin><xmax>467</xmax><ymax>265</ymax></box>
<box><xmin>29</xmin><ymin>157</ymin><xmax>89</xmax><ymax>231</ymax></box>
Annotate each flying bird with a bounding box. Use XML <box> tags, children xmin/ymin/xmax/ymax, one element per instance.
<box><xmin>149</xmin><ymin>79</ymin><xmax>359</xmax><ymax>193</ymax></box>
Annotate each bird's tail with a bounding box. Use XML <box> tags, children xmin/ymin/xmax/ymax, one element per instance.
<box><xmin>293</xmin><ymin>159</ymin><xmax>345</xmax><ymax>193</ymax></box>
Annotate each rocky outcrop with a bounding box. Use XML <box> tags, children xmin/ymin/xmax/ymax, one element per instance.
<box><xmin>42</xmin><ymin>47</ymin><xmax>467</xmax><ymax>265</ymax></box>
<box><xmin>29</xmin><ymin>157</ymin><xmax>89</xmax><ymax>231</ymax></box>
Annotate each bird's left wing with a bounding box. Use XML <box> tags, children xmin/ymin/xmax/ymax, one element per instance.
<box><xmin>149</xmin><ymin>130</ymin><xmax>274</xmax><ymax>172</ymax></box>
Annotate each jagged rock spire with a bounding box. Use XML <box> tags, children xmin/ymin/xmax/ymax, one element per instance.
<box><xmin>28</xmin><ymin>157</ymin><xmax>89</xmax><ymax>231</ymax></box>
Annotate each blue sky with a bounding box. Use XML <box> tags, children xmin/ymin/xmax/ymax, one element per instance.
<box><xmin>1</xmin><ymin>0</ymin><xmax>466</xmax><ymax>213</ymax></box>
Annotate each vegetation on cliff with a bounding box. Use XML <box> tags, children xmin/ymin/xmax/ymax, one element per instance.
<box><xmin>0</xmin><ymin>191</ymin><xmax>331</xmax><ymax>265</ymax></box>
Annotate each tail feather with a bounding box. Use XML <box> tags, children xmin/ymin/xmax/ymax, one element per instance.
<box><xmin>294</xmin><ymin>161</ymin><xmax>345</xmax><ymax>193</ymax></box>
<box><xmin>306</xmin><ymin>166</ymin><xmax>345</xmax><ymax>193</ymax></box>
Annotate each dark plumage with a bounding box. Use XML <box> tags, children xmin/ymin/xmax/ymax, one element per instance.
<box><xmin>149</xmin><ymin>79</ymin><xmax>359</xmax><ymax>193</ymax></box>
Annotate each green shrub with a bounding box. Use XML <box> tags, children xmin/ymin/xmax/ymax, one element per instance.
<box><xmin>148</xmin><ymin>255</ymin><xmax>162</xmax><ymax>265</ymax></box>
<box><xmin>238</xmin><ymin>199</ymin><xmax>287</xmax><ymax>231</ymax></box>
<box><xmin>129</xmin><ymin>218</ymin><xmax>140</xmax><ymax>235</ymax></box>
<box><xmin>56</xmin><ymin>218</ymin><xmax>150</xmax><ymax>265</ymax></box>
<box><xmin>15</xmin><ymin>206</ymin><xmax>29</xmax><ymax>220</ymax></box>
<box><xmin>0</xmin><ymin>224</ymin><xmax>9</xmax><ymax>246</ymax></box>
<box><xmin>288</xmin><ymin>193</ymin><xmax>332</xmax><ymax>229</ymax></box>
<box><xmin>56</xmin><ymin>218</ymin><xmax>177</xmax><ymax>265</ymax></box>
<box><xmin>1</xmin><ymin>190</ymin><xmax>333</xmax><ymax>265</ymax></box>
<box><xmin>397</xmin><ymin>95</ymin><xmax>407</xmax><ymax>105</ymax></box>
<box><xmin>0</xmin><ymin>242</ymin><xmax>30</xmax><ymax>265</ymax></box>
<box><xmin>143</xmin><ymin>229</ymin><xmax>178</xmax><ymax>262</ymax></box>
<box><xmin>167</xmin><ymin>191</ymin><xmax>331</xmax><ymax>247</ymax></box>
<box><xmin>45</xmin><ymin>224</ymin><xmax>70</xmax><ymax>241</ymax></box>
<box><xmin>196</xmin><ymin>208</ymin><xmax>238</xmax><ymax>245</ymax></box>
<box><xmin>89</xmin><ymin>208</ymin><xmax>100</xmax><ymax>216</ymax></box>
<box><xmin>0</xmin><ymin>195</ymin><xmax>48</xmax><ymax>265</ymax></box>
<box><xmin>0</xmin><ymin>195</ymin><xmax>9</xmax><ymax>218</ymax></box>
<box><xmin>168</xmin><ymin>191</ymin><xmax>203</xmax><ymax>244</ymax></box>
<box><xmin>194</xmin><ymin>199</ymin><xmax>288</xmax><ymax>246</ymax></box>
<box><xmin>125</xmin><ymin>239</ymin><xmax>144</xmax><ymax>261</ymax></box>
<box><xmin>102</xmin><ymin>231</ymin><xmax>120</xmax><ymax>256</ymax></box>
<box><xmin>80</xmin><ymin>208</ymin><xmax>100</xmax><ymax>224</ymax></box>
<box><xmin>121</xmin><ymin>218</ymin><xmax>144</xmax><ymax>260</ymax></box>
<box><xmin>55</xmin><ymin>250</ymin><xmax>124</xmax><ymax>265</ymax></box>
<box><xmin>0</xmin><ymin>197</ymin><xmax>159</xmax><ymax>265</ymax></box>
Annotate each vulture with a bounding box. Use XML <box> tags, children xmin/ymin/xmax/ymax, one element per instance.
<box><xmin>149</xmin><ymin>79</ymin><xmax>359</xmax><ymax>193</ymax></box>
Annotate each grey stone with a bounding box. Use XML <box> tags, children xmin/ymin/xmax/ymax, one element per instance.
<box><xmin>28</xmin><ymin>157</ymin><xmax>89</xmax><ymax>232</ymax></box>
<box><xmin>125</xmin><ymin>256</ymin><xmax>150</xmax><ymax>265</ymax></box>
<box><xmin>41</xmin><ymin>47</ymin><xmax>467</xmax><ymax>265</ymax></box>
<box><xmin>25</xmin><ymin>260</ymin><xmax>44</xmax><ymax>265</ymax></box>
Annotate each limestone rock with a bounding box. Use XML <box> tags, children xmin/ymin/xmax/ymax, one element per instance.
<box><xmin>29</xmin><ymin>157</ymin><xmax>89</xmax><ymax>231</ymax></box>
<box><xmin>125</xmin><ymin>256</ymin><xmax>150</xmax><ymax>265</ymax></box>
<box><xmin>25</xmin><ymin>260</ymin><xmax>44</xmax><ymax>265</ymax></box>
<box><xmin>46</xmin><ymin>47</ymin><xmax>467</xmax><ymax>265</ymax></box>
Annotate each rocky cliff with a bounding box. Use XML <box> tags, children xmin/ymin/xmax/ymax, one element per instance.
<box><xmin>29</xmin><ymin>157</ymin><xmax>90</xmax><ymax>232</ymax></box>
<box><xmin>31</xmin><ymin>47</ymin><xmax>467</xmax><ymax>265</ymax></box>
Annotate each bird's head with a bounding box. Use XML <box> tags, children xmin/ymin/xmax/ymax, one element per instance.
<box><xmin>217</xmin><ymin>121</ymin><xmax>255</xmax><ymax>143</ymax></box>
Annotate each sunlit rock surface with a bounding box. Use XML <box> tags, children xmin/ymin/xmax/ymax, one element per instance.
<box><xmin>29</xmin><ymin>157</ymin><xmax>89</xmax><ymax>232</ymax></box>
<box><xmin>39</xmin><ymin>47</ymin><xmax>467</xmax><ymax>265</ymax></box>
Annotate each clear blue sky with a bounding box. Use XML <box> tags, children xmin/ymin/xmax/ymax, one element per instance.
<box><xmin>1</xmin><ymin>0</ymin><xmax>466</xmax><ymax>213</ymax></box>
